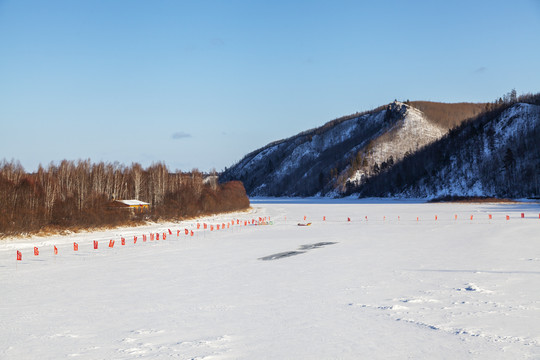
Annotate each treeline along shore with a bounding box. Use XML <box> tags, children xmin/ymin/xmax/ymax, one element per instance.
<box><xmin>0</xmin><ymin>159</ymin><xmax>250</xmax><ymax>237</ymax></box>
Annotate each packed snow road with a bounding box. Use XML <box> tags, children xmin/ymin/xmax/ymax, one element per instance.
<box><xmin>1</xmin><ymin>200</ymin><xmax>540</xmax><ymax>359</ymax></box>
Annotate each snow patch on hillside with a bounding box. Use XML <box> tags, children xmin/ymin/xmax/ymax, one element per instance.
<box><xmin>493</xmin><ymin>103</ymin><xmax>539</xmax><ymax>144</ymax></box>
<box><xmin>345</xmin><ymin>103</ymin><xmax>446</xmax><ymax>187</ymax></box>
<box><xmin>249</xmin><ymin>144</ymin><xmax>281</xmax><ymax>166</ymax></box>
<box><xmin>370</xmin><ymin>104</ymin><xmax>445</xmax><ymax>164</ymax></box>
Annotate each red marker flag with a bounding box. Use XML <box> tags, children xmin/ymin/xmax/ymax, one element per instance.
<box><xmin>190</xmin><ymin>230</ymin><xmax>194</xmax><ymax>237</ymax></box>
<box><xmin>17</xmin><ymin>250</ymin><xmax>22</xmax><ymax>261</ymax></box>
<box><xmin>54</xmin><ymin>245</ymin><xmax>58</xmax><ymax>255</ymax></box>
<box><xmin>197</xmin><ymin>223</ymin><xmax>201</xmax><ymax>229</ymax></box>
<box><xmin>217</xmin><ymin>225</ymin><xmax>220</xmax><ymax>230</ymax></box>
<box><xmin>121</xmin><ymin>238</ymin><xmax>125</xmax><ymax>246</ymax></box>
<box><xmin>163</xmin><ymin>233</ymin><xmax>166</xmax><ymax>240</ymax></box>
<box><xmin>204</xmin><ymin>223</ymin><xmax>207</xmax><ymax>229</ymax></box>
<box><xmin>73</xmin><ymin>242</ymin><xmax>79</xmax><ymax>251</ymax></box>
<box><xmin>134</xmin><ymin>236</ymin><xmax>137</xmax><ymax>244</ymax></box>
<box><xmin>185</xmin><ymin>229</ymin><xmax>189</xmax><ymax>235</ymax></box>
<box><xmin>347</xmin><ymin>217</ymin><xmax>351</xmax><ymax>222</ymax></box>
<box><xmin>109</xmin><ymin>240</ymin><xmax>115</xmax><ymax>248</ymax></box>
<box><xmin>237</xmin><ymin>219</ymin><xmax>239</xmax><ymax>225</ymax></box>
<box><xmin>143</xmin><ymin>234</ymin><xmax>147</xmax><ymax>242</ymax></box>
<box><xmin>34</xmin><ymin>247</ymin><xmax>39</xmax><ymax>256</ymax></box>
<box><xmin>168</xmin><ymin>229</ymin><xmax>172</xmax><ymax>235</ymax></box>
<box><xmin>156</xmin><ymin>233</ymin><xmax>160</xmax><ymax>240</ymax></box>
<box><xmin>93</xmin><ymin>240</ymin><xmax>98</xmax><ymax>249</ymax></box>
<box><xmin>211</xmin><ymin>225</ymin><xmax>214</xmax><ymax>231</ymax></box>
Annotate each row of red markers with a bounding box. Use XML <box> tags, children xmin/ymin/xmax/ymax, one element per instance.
<box><xmin>16</xmin><ymin>216</ymin><xmax>271</xmax><ymax>261</ymax></box>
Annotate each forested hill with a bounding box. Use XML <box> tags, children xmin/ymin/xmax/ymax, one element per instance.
<box><xmin>221</xmin><ymin>93</ymin><xmax>540</xmax><ymax>199</ymax></box>
<box><xmin>353</xmin><ymin>94</ymin><xmax>540</xmax><ymax>198</ymax></box>
<box><xmin>220</xmin><ymin>100</ymin><xmax>488</xmax><ymax>197</ymax></box>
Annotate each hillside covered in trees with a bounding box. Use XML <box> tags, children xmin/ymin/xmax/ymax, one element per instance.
<box><xmin>221</xmin><ymin>100</ymin><xmax>488</xmax><ymax>197</ymax></box>
<box><xmin>0</xmin><ymin>160</ymin><xmax>250</xmax><ymax>236</ymax></box>
<box><xmin>222</xmin><ymin>91</ymin><xmax>540</xmax><ymax>199</ymax></box>
<box><xmin>352</xmin><ymin>93</ymin><xmax>540</xmax><ymax>198</ymax></box>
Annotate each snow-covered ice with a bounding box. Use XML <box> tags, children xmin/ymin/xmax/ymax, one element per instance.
<box><xmin>1</xmin><ymin>200</ymin><xmax>540</xmax><ymax>359</ymax></box>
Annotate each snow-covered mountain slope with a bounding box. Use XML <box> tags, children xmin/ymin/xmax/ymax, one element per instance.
<box><xmin>433</xmin><ymin>103</ymin><xmax>540</xmax><ymax>198</ymax></box>
<box><xmin>339</xmin><ymin>102</ymin><xmax>446</xmax><ymax>191</ymax></box>
<box><xmin>355</xmin><ymin>102</ymin><xmax>540</xmax><ymax>198</ymax></box>
<box><xmin>221</xmin><ymin>102</ymin><xmax>447</xmax><ymax>197</ymax></box>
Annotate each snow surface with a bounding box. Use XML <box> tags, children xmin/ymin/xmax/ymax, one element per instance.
<box><xmin>2</xmin><ymin>200</ymin><xmax>540</xmax><ymax>359</ymax></box>
<box><xmin>114</xmin><ymin>200</ymin><xmax>150</xmax><ymax>206</ymax></box>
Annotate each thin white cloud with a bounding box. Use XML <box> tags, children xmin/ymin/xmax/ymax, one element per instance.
<box><xmin>210</xmin><ymin>37</ymin><xmax>224</xmax><ymax>47</ymax></box>
<box><xmin>172</xmin><ymin>131</ymin><xmax>192</xmax><ymax>140</ymax></box>
<box><xmin>474</xmin><ymin>66</ymin><xmax>487</xmax><ymax>74</ymax></box>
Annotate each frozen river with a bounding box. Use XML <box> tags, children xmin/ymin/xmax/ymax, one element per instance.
<box><xmin>1</xmin><ymin>200</ymin><xmax>540</xmax><ymax>359</ymax></box>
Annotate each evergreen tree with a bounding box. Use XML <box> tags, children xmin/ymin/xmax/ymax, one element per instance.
<box><xmin>503</xmin><ymin>148</ymin><xmax>515</xmax><ymax>172</ymax></box>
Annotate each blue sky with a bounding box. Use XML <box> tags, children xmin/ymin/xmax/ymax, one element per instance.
<box><xmin>1</xmin><ymin>0</ymin><xmax>539</xmax><ymax>172</ymax></box>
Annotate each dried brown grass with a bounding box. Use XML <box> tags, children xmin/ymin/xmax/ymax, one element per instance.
<box><xmin>409</xmin><ymin>101</ymin><xmax>487</xmax><ymax>129</ymax></box>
